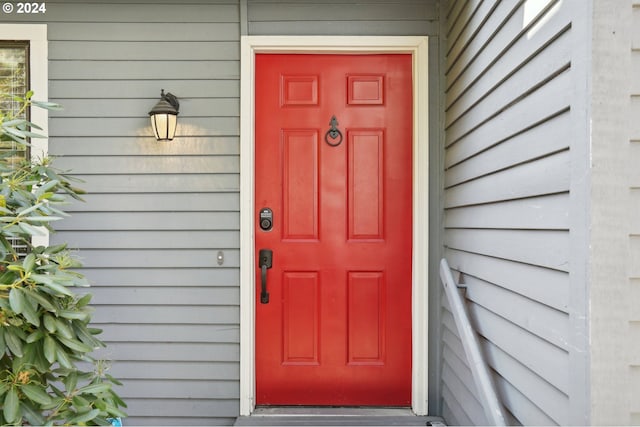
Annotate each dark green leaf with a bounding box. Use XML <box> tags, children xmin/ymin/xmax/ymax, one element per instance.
<box><xmin>54</xmin><ymin>318</ymin><xmax>73</xmax><ymax>339</ymax></box>
<box><xmin>43</xmin><ymin>314</ymin><xmax>57</xmax><ymax>333</ymax></box>
<box><xmin>76</xmin><ymin>293</ymin><xmax>92</xmax><ymax>307</ymax></box>
<box><xmin>73</xmin><ymin>322</ymin><xmax>104</xmax><ymax>349</ymax></box>
<box><xmin>21</xmin><ymin>342</ymin><xmax>38</xmax><ymax>368</ymax></box>
<box><xmin>26</xmin><ymin>329</ymin><xmax>44</xmax><ymax>343</ymax></box>
<box><xmin>94</xmin><ymin>399</ymin><xmax>107</xmax><ymax>411</ymax></box>
<box><xmin>105</xmin><ymin>404</ymin><xmax>128</xmax><ymax>418</ymax></box>
<box><xmin>43</xmin><ymin>242</ymin><xmax>67</xmax><ymax>254</ymax></box>
<box><xmin>59</xmin><ymin>309</ymin><xmax>89</xmax><ymax>321</ymax></box>
<box><xmin>78</xmin><ymin>382</ymin><xmax>111</xmax><ymax>395</ymax></box>
<box><xmin>93</xmin><ymin>416</ymin><xmax>112</xmax><ymax>426</ymax></box>
<box><xmin>106</xmin><ymin>374</ymin><xmax>123</xmax><ymax>386</ymax></box>
<box><xmin>58</xmin><ymin>335</ymin><xmax>93</xmax><ymax>353</ymax></box>
<box><xmin>0</xmin><ymin>382</ymin><xmax>8</xmax><ymax>396</ymax></box>
<box><xmin>2</xmin><ymin>118</ymin><xmax>27</xmax><ymax>127</ymax></box>
<box><xmin>43</xmin><ymin>335</ymin><xmax>56</xmax><ymax>363</ymax></box>
<box><xmin>2</xmin><ymin>124</ymin><xmax>26</xmax><ymax>136</ymax></box>
<box><xmin>0</xmin><ymin>270</ymin><xmax>17</xmax><ymax>285</ymax></box>
<box><xmin>20</xmin><ymin>383</ymin><xmax>53</xmax><ymax>405</ymax></box>
<box><xmin>32</xmin><ymin>274</ymin><xmax>73</xmax><ymax>296</ymax></box>
<box><xmin>18</xmin><ymin>222</ymin><xmax>46</xmax><ymax>236</ymax></box>
<box><xmin>34</xmin><ymin>179</ymin><xmax>60</xmax><ymax>196</ymax></box>
<box><xmin>72</xmin><ymin>394</ymin><xmax>90</xmax><ymax>410</ymax></box>
<box><xmin>32</xmin><ymin>343</ymin><xmax>50</xmax><ymax>372</ymax></box>
<box><xmin>19</xmin><ymin>401</ymin><xmax>46</xmax><ymax>426</ymax></box>
<box><xmin>20</xmin><ymin>294</ymin><xmax>40</xmax><ymax>327</ymax></box>
<box><xmin>31</xmin><ymin>99</ymin><xmax>63</xmax><ymax>111</ymax></box>
<box><xmin>64</xmin><ymin>370</ymin><xmax>78</xmax><ymax>393</ymax></box>
<box><xmin>4</xmin><ymin>329</ymin><xmax>23</xmax><ymax>357</ymax></box>
<box><xmin>67</xmin><ymin>408</ymin><xmax>100</xmax><ymax>425</ymax></box>
<box><xmin>22</xmin><ymin>252</ymin><xmax>35</xmax><ymax>272</ymax></box>
<box><xmin>8</xmin><ymin>287</ymin><xmax>25</xmax><ymax>314</ymax></box>
<box><xmin>18</xmin><ymin>130</ymin><xmax>45</xmax><ymax>138</ymax></box>
<box><xmin>25</xmin><ymin>215</ymin><xmax>63</xmax><ymax>223</ymax></box>
<box><xmin>23</xmin><ymin>288</ymin><xmax>56</xmax><ymax>312</ymax></box>
<box><xmin>3</xmin><ymin>387</ymin><xmax>20</xmax><ymax>424</ymax></box>
<box><xmin>55</xmin><ymin>345</ymin><xmax>72</xmax><ymax>369</ymax></box>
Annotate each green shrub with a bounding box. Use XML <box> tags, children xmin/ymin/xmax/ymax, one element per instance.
<box><xmin>0</xmin><ymin>92</ymin><xmax>126</xmax><ymax>425</ymax></box>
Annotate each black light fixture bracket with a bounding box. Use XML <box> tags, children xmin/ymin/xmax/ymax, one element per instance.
<box><xmin>149</xmin><ymin>89</ymin><xmax>179</xmax><ymax>115</ymax></box>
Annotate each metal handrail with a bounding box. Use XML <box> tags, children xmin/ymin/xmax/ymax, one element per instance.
<box><xmin>440</xmin><ymin>258</ymin><xmax>507</xmax><ymax>426</ymax></box>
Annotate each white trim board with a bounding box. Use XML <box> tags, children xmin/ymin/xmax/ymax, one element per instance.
<box><xmin>239</xmin><ymin>36</ymin><xmax>429</xmax><ymax>416</ymax></box>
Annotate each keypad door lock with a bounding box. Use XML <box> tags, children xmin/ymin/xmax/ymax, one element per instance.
<box><xmin>259</xmin><ymin>208</ymin><xmax>273</xmax><ymax>231</ymax></box>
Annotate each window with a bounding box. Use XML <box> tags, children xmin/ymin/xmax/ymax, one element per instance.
<box><xmin>0</xmin><ymin>41</ymin><xmax>30</xmax><ymax>163</ymax></box>
<box><xmin>0</xmin><ymin>24</ymin><xmax>48</xmax><ymax>249</ymax></box>
<box><xmin>0</xmin><ymin>42</ymin><xmax>29</xmax><ymax>257</ymax></box>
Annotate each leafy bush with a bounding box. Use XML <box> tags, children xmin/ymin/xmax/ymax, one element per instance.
<box><xmin>0</xmin><ymin>92</ymin><xmax>126</xmax><ymax>425</ymax></box>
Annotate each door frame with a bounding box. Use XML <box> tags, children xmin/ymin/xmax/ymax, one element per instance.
<box><xmin>239</xmin><ymin>35</ymin><xmax>429</xmax><ymax>416</ymax></box>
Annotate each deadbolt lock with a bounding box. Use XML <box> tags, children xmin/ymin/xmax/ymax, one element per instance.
<box><xmin>259</xmin><ymin>207</ymin><xmax>273</xmax><ymax>231</ymax></box>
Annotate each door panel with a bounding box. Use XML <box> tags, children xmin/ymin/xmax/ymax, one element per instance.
<box><xmin>255</xmin><ymin>54</ymin><xmax>412</xmax><ymax>406</ymax></box>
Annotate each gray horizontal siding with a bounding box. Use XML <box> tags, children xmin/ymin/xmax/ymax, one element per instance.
<box><xmin>73</xmin><ymin>268</ymin><xmax>239</xmax><ymax>287</ymax></box>
<box><xmin>60</xmin><ymin>231</ymin><xmax>239</xmax><ymax>248</ymax></box>
<box><xmin>442</xmin><ymin>0</ymin><xmax>575</xmax><ymax>424</ymax></box>
<box><xmin>50</xmin><ymin>80</ymin><xmax>239</xmax><ymax>99</ymax></box>
<box><xmin>247</xmin><ymin>0</ymin><xmax>438</xmax><ymax>35</ymax></box>
<box><xmin>100</xmin><ymin>324</ymin><xmax>239</xmax><ymax>343</ymax></box>
<box><xmin>12</xmin><ymin>1</ymin><xmax>242</xmax><ymax>425</ymax></box>
<box><xmin>49</xmin><ymin>98</ymin><xmax>239</xmax><ymax>117</ymax></box>
<box><xmin>49</xmin><ymin>23</ymin><xmax>239</xmax><ymax>41</ymax></box>
<box><xmin>66</xmin><ymin>193</ymin><xmax>240</xmax><ymax>211</ymax></box>
<box><xmin>49</xmin><ymin>41</ymin><xmax>240</xmax><ymax>60</ymax></box>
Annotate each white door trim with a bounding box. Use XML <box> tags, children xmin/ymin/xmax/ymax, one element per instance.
<box><xmin>239</xmin><ymin>35</ymin><xmax>429</xmax><ymax>416</ymax></box>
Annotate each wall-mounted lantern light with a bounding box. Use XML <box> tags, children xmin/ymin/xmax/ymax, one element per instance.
<box><xmin>148</xmin><ymin>89</ymin><xmax>179</xmax><ymax>141</ymax></box>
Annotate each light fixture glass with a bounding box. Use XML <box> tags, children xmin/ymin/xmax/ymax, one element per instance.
<box><xmin>149</xmin><ymin>89</ymin><xmax>179</xmax><ymax>141</ymax></box>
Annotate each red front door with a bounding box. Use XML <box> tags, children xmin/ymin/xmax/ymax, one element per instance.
<box><xmin>255</xmin><ymin>54</ymin><xmax>413</xmax><ymax>406</ymax></box>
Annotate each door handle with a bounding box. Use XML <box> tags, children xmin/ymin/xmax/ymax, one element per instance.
<box><xmin>258</xmin><ymin>249</ymin><xmax>273</xmax><ymax>304</ymax></box>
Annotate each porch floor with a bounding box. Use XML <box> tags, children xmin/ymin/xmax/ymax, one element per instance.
<box><xmin>234</xmin><ymin>407</ymin><xmax>446</xmax><ymax>426</ymax></box>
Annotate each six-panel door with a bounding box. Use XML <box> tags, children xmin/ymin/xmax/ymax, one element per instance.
<box><xmin>255</xmin><ymin>54</ymin><xmax>413</xmax><ymax>405</ymax></box>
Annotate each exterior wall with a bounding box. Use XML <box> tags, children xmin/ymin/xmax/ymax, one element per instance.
<box><xmin>12</xmin><ymin>0</ymin><xmax>638</xmax><ymax>425</ymax></box>
<box><xmin>589</xmin><ymin>0</ymin><xmax>637</xmax><ymax>424</ymax></box>
<box><xmin>0</xmin><ymin>1</ymin><xmax>440</xmax><ymax>425</ymax></box>
<box><xmin>4</xmin><ymin>2</ymin><xmax>242</xmax><ymax>425</ymax></box>
<box><xmin>441</xmin><ymin>0</ymin><xmax>588</xmax><ymax>424</ymax></box>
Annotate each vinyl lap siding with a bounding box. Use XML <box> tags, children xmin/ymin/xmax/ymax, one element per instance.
<box><xmin>630</xmin><ymin>1</ymin><xmax>640</xmax><ymax>423</ymax></box>
<box><xmin>247</xmin><ymin>0</ymin><xmax>438</xmax><ymax>35</ymax></box>
<box><xmin>442</xmin><ymin>0</ymin><xmax>573</xmax><ymax>424</ymax></box>
<box><xmin>17</xmin><ymin>1</ymin><xmax>241</xmax><ymax>425</ymax></box>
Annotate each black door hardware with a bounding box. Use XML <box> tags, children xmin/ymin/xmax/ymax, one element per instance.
<box><xmin>258</xmin><ymin>249</ymin><xmax>273</xmax><ymax>304</ymax></box>
<box><xmin>324</xmin><ymin>115</ymin><xmax>343</xmax><ymax>147</ymax></box>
